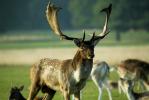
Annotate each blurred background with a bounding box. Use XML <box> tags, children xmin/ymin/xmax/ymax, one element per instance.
<box><xmin>0</xmin><ymin>0</ymin><xmax>149</xmax><ymax>63</ymax></box>
<box><xmin>0</xmin><ymin>0</ymin><xmax>149</xmax><ymax>99</ymax></box>
<box><xmin>0</xmin><ymin>0</ymin><xmax>149</xmax><ymax>31</ymax></box>
<box><xmin>0</xmin><ymin>0</ymin><xmax>149</xmax><ymax>46</ymax></box>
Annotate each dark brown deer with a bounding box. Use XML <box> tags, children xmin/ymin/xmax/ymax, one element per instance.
<box><xmin>27</xmin><ymin>2</ymin><xmax>112</xmax><ymax>100</ymax></box>
<box><xmin>9</xmin><ymin>85</ymin><xmax>26</xmax><ymax>100</ymax></box>
<box><xmin>117</xmin><ymin>59</ymin><xmax>149</xmax><ymax>91</ymax></box>
<box><xmin>9</xmin><ymin>85</ymin><xmax>44</xmax><ymax>100</ymax></box>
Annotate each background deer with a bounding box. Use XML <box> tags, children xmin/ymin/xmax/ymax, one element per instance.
<box><xmin>119</xmin><ymin>78</ymin><xmax>149</xmax><ymax>100</ymax></box>
<box><xmin>28</xmin><ymin>2</ymin><xmax>112</xmax><ymax>100</ymax></box>
<box><xmin>91</xmin><ymin>61</ymin><xmax>112</xmax><ymax>100</ymax></box>
<box><xmin>117</xmin><ymin>59</ymin><xmax>149</xmax><ymax>91</ymax></box>
<box><xmin>72</xmin><ymin>61</ymin><xmax>113</xmax><ymax>100</ymax></box>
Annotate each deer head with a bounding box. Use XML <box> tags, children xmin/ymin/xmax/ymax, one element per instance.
<box><xmin>46</xmin><ymin>2</ymin><xmax>112</xmax><ymax>55</ymax></box>
<box><xmin>9</xmin><ymin>85</ymin><xmax>25</xmax><ymax>100</ymax></box>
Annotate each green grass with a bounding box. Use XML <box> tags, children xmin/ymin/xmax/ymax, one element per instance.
<box><xmin>0</xmin><ymin>65</ymin><xmax>30</xmax><ymax>99</ymax></box>
<box><xmin>0</xmin><ymin>64</ymin><xmax>128</xmax><ymax>100</ymax></box>
<box><xmin>0</xmin><ymin>30</ymin><xmax>149</xmax><ymax>49</ymax></box>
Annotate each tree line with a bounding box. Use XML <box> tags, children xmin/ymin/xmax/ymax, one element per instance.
<box><xmin>0</xmin><ymin>0</ymin><xmax>148</xmax><ymax>32</ymax></box>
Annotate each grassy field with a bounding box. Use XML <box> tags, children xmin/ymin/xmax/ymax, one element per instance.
<box><xmin>0</xmin><ymin>64</ymin><xmax>127</xmax><ymax>100</ymax></box>
<box><xmin>0</xmin><ymin>30</ymin><xmax>149</xmax><ymax>100</ymax></box>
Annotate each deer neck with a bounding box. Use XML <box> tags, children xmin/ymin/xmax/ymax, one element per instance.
<box><xmin>72</xmin><ymin>50</ymin><xmax>93</xmax><ymax>82</ymax></box>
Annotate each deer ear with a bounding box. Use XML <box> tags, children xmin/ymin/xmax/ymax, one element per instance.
<box><xmin>19</xmin><ymin>85</ymin><xmax>24</xmax><ymax>91</ymax></box>
<box><xmin>74</xmin><ymin>39</ymin><xmax>81</xmax><ymax>47</ymax></box>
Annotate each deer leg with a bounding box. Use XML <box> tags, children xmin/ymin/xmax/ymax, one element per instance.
<box><xmin>104</xmin><ymin>81</ymin><xmax>112</xmax><ymax>100</ymax></box>
<box><xmin>72</xmin><ymin>95</ymin><xmax>74</xmax><ymax>100</ymax></box>
<box><xmin>118</xmin><ymin>80</ymin><xmax>123</xmax><ymax>94</ymax></box>
<box><xmin>126</xmin><ymin>89</ymin><xmax>135</xmax><ymax>100</ymax></box>
<box><xmin>41</xmin><ymin>93</ymin><xmax>48</xmax><ymax>100</ymax></box>
<box><xmin>63</xmin><ymin>91</ymin><xmax>70</xmax><ymax>100</ymax></box>
<box><xmin>92</xmin><ymin>76</ymin><xmax>103</xmax><ymax>100</ymax></box>
<box><xmin>72</xmin><ymin>91</ymin><xmax>82</xmax><ymax>100</ymax></box>
<box><xmin>98</xmin><ymin>87</ymin><xmax>103</xmax><ymax>100</ymax></box>
<box><xmin>28</xmin><ymin>80</ymin><xmax>40</xmax><ymax>100</ymax></box>
<box><xmin>74</xmin><ymin>91</ymin><xmax>80</xmax><ymax>100</ymax></box>
<box><xmin>46</xmin><ymin>88</ymin><xmax>56</xmax><ymax>100</ymax></box>
<box><xmin>106</xmin><ymin>87</ymin><xmax>112</xmax><ymax>100</ymax></box>
<box><xmin>41</xmin><ymin>85</ymin><xmax>56</xmax><ymax>100</ymax></box>
<box><xmin>139</xmin><ymin>80</ymin><xmax>146</xmax><ymax>91</ymax></box>
<box><xmin>98</xmin><ymin>81</ymin><xmax>103</xmax><ymax>100</ymax></box>
<box><xmin>143</xmin><ymin>81</ymin><xmax>149</xmax><ymax>90</ymax></box>
<box><xmin>142</xmin><ymin>76</ymin><xmax>149</xmax><ymax>90</ymax></box>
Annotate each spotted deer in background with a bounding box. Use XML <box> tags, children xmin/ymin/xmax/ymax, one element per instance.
<box><xmin>28</xmin><ymin>1</ymin><xmax>112</xmax><ymax>100</ymax></box>
<box><xmin>117</xmin><ymin>59</ymin><xmax>149</xmax><ymax>91</ymax></box>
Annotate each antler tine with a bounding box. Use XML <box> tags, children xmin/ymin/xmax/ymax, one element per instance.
<box><xmin>46</xmin><ymin>2</ymin><xmax>76</xmax><ymax>40</ymax></box>
<box><xmin>90</xmin><ymin>32</ymin><xmax>95</xmax><ymax>41</ymax></box>
<box><xmin>82</xmin><ymin>30</ymin><xmax>86</xmax><ymax>41</ymax></box>
<box><xmin>96</xmin><ymin>4</ymin><xmax>112</xmax><ymax>39</ymax></box>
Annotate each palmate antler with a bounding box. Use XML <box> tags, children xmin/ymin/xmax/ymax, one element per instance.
<box><xmin>92</xmin><ymin>4</ymin><xmax>112</xmax><ymax>45</ymax></box>
<box><xmin>46</xmin><ymin>2</ymin><xmax>79</xmax><ymax>41</ymax></box>
<box><xmin>46</xmin><ymin>1</ymin><xmax>112</xmax><ymax>44</ymax></box>
<box><xmin>99</xmin><ymin>4</ymin><xmax>112</xmax><ymax>37</ymax></box>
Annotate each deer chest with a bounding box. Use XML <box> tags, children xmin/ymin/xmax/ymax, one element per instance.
<box><xmin>74</xmin><ymin>63</ymin><xmax>92</xmax><ymax>82</ymax></box>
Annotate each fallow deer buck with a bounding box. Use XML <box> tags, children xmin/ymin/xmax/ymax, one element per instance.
<box><xmin>27</xmin><ymin>2</ymin><xmax>112</xmax><ymax>100</ymax></box>
<box><xmin>117</xmin><ymin>59</ymin><xmax>149</xmax><ymax>92</ymax></box>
